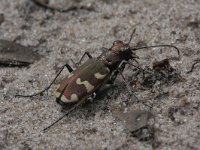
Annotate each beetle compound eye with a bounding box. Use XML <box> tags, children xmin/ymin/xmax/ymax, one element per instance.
<box><xmin>113</xmin><ymin>41</ymin><xmax>118</xmax><ymax>45</ymax></box>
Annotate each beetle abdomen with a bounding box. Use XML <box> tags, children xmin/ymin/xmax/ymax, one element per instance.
<box><xmin>55</xmin><ymin>58</ymin><xmax>110</xmax><ymax>104</ymax></box>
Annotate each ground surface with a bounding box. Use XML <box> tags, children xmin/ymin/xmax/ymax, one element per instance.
<box><xmin>0</xmin><ymin>0</ymin><xmax>200</xmax><ymax>149</ymax></box>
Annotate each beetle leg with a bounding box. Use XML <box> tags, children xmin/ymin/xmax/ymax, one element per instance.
<box><xmin>106</xmin><ymin>61</ymin><xmax>126</xmax><ymax>84</ymax></box>
<box><xmin>107</xmin><ymin>60</ymin><xmax>137</xmax><ymax>85</ymax></box>
<box><xmin>43</xmin><ymin>95</ymin><xmax>93</xmax><ymax>131</ymax></box>
<box><xmin>15</xmin><ymin>63</ymin><xmax>73</xmax><ymax>97</ymax></box>
<box><xmin>118</xmin><ymin>69</ymin><xmax>152</xmax><ymax>108</ymax></box>
<box><xmin>122</xmin><ymin>60</ymin><xmax>168</xmax><ymax>82</ymax></box>
<box><xmin>113</xmin><ymin>61</ymin><xmax>153</xmax><ymax>109</ymax></box>
<box><xmin>64</xmin><ymin>63</ymin><xmax>73</xmax><ymax>73</ymax></box>
<box><xmin>108</xmin><ymin>60</ymin><xmax>140</xmax><ymax>101</ymax></box>
<box><xmin>74</xmin><ymin>51</ymin><xmax>93</xmax><ymax>67</ymax></box>
<box><xmin>105</xmin><ymin>61</ymin><xmax>138</xmax><ymax>99</ymax></box>
<box><xmin>106</xmin><ymin>70</ymin><xmax>118</xmax><ymax>84</ymax></box>
<box><xmin>118</xmin><ymin>70</ymin><xmax>136</xmax><ymax>98</ymax></box>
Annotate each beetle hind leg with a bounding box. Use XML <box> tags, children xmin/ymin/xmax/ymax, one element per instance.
<box><xmin>44</xmin><ymin>94</ymin><xmax>96</xmax><ymax>131</ymax></box>
<box><xmin>43</xmin><ymin>97</ymin><xmax>89</xmax><ymax>132</ymax></box>
<box><xmin>15</xmin><ymin>63</ymin><xmax>73</xmax><ymax>98</ymax></box>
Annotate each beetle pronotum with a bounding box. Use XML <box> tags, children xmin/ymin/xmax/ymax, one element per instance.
<box><xmin>16</xmin><ymin>29</ymin><xmax>180</xmax><ymax>131</ymax></box>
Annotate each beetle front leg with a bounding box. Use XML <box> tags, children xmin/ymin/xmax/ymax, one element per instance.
<box><xmin>108</xmin><ymin>61</ymin><xmax>139</xmax><ymax>100</ymax></box>
<box><xmin>106</xmin><ymin>61</ymin><xmax>126</xmax><ymax>85</ymax></box>
<box><xmin>106</xmin><ymin>71</ymin><xmax>118</xmax><ymax>84</ymax></box>
<box><xmin>116</xmin><ymin>61</ymin><xmax>153</xmax><ymax>108</ymax></box>
<box><xmin>118</xmin><ymin>70</ymin><xmax>137</xmax><ymax>99</ymax></box>
<box><xmin>118</xmin><ymin>69</ymin><xmax>152</xmax><ymax>108</ymax></box>
<box><xmin>105</xmin><ymin>63</ymin><xmax>138</xmax><ymax>100</ymax></box>
<box><xmin>15</xmin><ymin>63</ymin><xmax>74</xmax><ymax>97</ymax></box>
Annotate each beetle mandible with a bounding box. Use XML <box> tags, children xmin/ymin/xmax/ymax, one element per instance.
<box><xmin>16</xmin><ymin>29</ymin><xmax>180</xmax><ymax>131</ymax></box>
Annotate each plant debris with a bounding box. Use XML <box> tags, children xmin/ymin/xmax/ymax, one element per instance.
<box><xmin>168</xmin><ymin>96</ymin><xmax>191</xmax><ymax>122</ymax></box>
<box><xmin>186</xmin><ymin>60</ymin><xmax>200</xmax><ymax>73</ymax></box>
<box><xmin>131</xmin><ymin>59</ymin><xmax>182</xmax><ymax>89</ymax></box>
<box><xmin>0</xmin><ymin>40</ymin><xmax>41</xmax><ymax>67</ymax></box>
<box><xmin>152</xmin><ymin>59</ymin><xmax>177</xmax><ymax>80</ymax></box>
<box><xmin>112</xmin><ymin>108</ymin><xmax>155</xmax><ymax>141</ymax></box>
<box><xmin>187</xmin><ymin>19</ymin><xmax>200</xmax><ymax>29</ymax></box>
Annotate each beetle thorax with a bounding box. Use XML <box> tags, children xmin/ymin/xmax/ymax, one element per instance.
<box><xmin>99</xmin><ymin>40</ymin><xmax>133</xmax><ymax>69</ymax></box>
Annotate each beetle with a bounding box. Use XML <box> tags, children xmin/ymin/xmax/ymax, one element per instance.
<box><xmin>16</xmin><ymin>30</ymin><xmax>180</xmax><ymax>131</ymax></box>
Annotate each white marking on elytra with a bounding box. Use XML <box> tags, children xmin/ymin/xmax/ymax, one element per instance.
<box><xmin>55</xmin><ymin>92</ymin><xmax>69</xmax><ymax>102</ymax></box>
<box><xmin>76</xmin><ymin>78</ymin><xmax>94</xmax><ymax>93</ymax></box>
<box><xmin>71</xmin><ymin>94</ymin><xmax>79</xmax><ymax>101</ymax></box>
<box><xmin>94</xmin><ymin>72</ymin><xmax>107</xmax><ymax>79</ymax></box>
<box><xmin>54</xmin><ymin>92</ymin><xmax>78</xmax><ymax>103</ymax></box>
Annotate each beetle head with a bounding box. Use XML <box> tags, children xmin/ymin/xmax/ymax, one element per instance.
<box><xmin>109</xmin><ymin>40</ymin><xmax>138</xmax><ymax>61</ymax></box>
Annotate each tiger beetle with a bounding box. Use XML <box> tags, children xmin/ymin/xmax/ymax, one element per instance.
<box><xmin>16</xmin><ymin>29</ymin><xmax>180</xmax><ymax>131</ymax></box>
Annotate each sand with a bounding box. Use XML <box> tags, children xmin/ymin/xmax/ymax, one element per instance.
<box><xmin>0</xmin><ymin>0</ymin><xmax>200</xmax><ymax>149</ymax></box>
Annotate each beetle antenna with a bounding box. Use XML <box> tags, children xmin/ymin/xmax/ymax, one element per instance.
<box><xmin>132</xmin><ymin>44</ymin><xmax>180</xmax><ymax>58</ymax></box>
<box><xmin>127</xmin><ymin>28</ymin><xmax>136</xmax><ymax>45</ymax></box>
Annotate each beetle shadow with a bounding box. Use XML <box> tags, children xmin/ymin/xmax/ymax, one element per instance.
<box><xmin>59</xmin><ymin>83</ymin><xmax>122</xmax><ymax>116</ymax></box>
<box><xmin>95</xmin><ymin>84</ymin><xmax>120</xmax><ymax>99</ymax></box>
